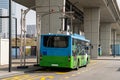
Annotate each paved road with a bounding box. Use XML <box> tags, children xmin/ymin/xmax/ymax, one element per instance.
<box><xmin>1</xmin><ymin>57</ymin><xmax>120</xmax><ymax>80</ymax></box>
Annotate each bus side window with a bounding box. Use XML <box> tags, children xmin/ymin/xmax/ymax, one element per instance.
<box><xmin>80</xmin><ymin>49</ymin><xmax>85</xmax><ymax>55</ymax></box>
<box><xmin>72</xmin><ymin>39</ymin><xmax>74</xmax><ymax>46</ymax></box>
<box><xmin>85</xmin><ymin>46</ymin><xmax>89</xmax><ymax>50</ymax></box>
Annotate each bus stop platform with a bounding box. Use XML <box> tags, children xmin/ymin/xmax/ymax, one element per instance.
<box><xmin>0</xmin><ymin>58</ymin><xmax>40</xmax><ymax>79</ymax></box>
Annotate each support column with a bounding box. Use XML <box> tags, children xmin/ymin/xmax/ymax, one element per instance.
<box><xmin>111</xmin><ymin>29</ymin><xmax>117</xmax><ymax>56</ymax></box>
<box><xmin>111</xmin><ymin>29</ymin><xmax>116</xmax><ymax>45</ymax></box>
<box><xmin>100</xmin><ymin>23</ymin><xmax>112</xmax><ymax>56</ymax></box>
<box><xmin>36</xmin><ymin>0</ymin><xmax>66</xmax><ymax>34</ymax></box>
<box><xmin>73</xmin><ymin>24</ymin><xmax>80</xmax><ymax>34</ymax></box>
<box><xmin>84</xmin><ymin>8</ymin><xmax>100</xmax><ymax>58</ymax></box>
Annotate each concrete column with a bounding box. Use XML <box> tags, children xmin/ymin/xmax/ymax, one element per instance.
<box><xmin>111</xmin><ymin>29</ymin><xmax>117</xmax><ymax>45</ymax></box>
<box><xmin>111</xmin><ymin>29</ymin><xmax>117</xmax><ymax>56</ymax></box>
<box><xmin>84</xmin><ymin>8</ymin><xmax>100</xmax><ymax>58</ymax></box>
<box><xmin>100</xmin><ymin>23</ymin><xmax>112</xmax><ymax>56</ymax></box>
<box><xmin>73</xmin><ymin>24</ymin><xmax>79</xmax><ymax>34</ymax></box>
<box><xmin>36</xmin><ymin>0</ymin><xmax>66</xmax><ymax>34</ymax></box>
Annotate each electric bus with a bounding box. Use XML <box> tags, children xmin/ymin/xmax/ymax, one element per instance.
<box><xmin>39</xmin><ymin>33</ymin><xmax>90</xmax><ymax>70</ymax></box>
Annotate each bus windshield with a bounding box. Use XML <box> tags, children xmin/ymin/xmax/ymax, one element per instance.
<box><xmin>43</xmin><ymin>36</ymin><xmax>68</xmax><ymax>48</ymax></box>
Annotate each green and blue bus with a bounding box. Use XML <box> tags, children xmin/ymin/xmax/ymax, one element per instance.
<box><xmin>39</xmin><ymin>33</ymin><xmax>90</xmax><ymax>70</ymax></box>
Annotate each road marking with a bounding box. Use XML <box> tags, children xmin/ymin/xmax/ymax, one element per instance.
<box><xmin>77</xmin><ymin>72</ymin><xmax>81</xmax><ymax>74</ymax></box>
<box><xmin>2</xmin><ymin>75</ymin><xmax>54</xmax><ymax>80</ymax></box>
<box><xmin>71</xmin><ymin>74</ymin><xmax>76</xmax><ymax>76</ymax></box>
<box><xmin>64</xmin><ymin>76</ymin><xmax>69</xmax><ymax>79</ymax></box>
<box><xmin>27</xmin><ymin>75</ymin><xmax>43</xmax><ymax>80</ymax></box>
<box><xmin>40</xmin><ymin>76</ymin><xmax>54</xmax><ymax>80</ymax></box>
<box><xmin>82</xmin><ymin>70</ymin><xmax>85</xmax><ymax>72</ymax></box>
<box><xmin>56</xmin><ymin>72</ymin><xmax>67</xmax><ymax>74</ymax></box>
<box><xmin>85</xmin><ymin>69</ymin><xmax>88</xmax><ymax>72</ymax></box>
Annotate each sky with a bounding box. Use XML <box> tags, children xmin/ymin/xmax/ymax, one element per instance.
<box><xmin>15</xmin><ymin>3</ymin><xmax>36</xmax><ymax>33</ymax></box>
<box><xmin>16</xmin><ymin>3</ymin><xmax>36</xmax><ymax>25</ymax></box>
<box><xmin>117</xmin><ymin>0</ymin><xmax>120</xmax><ymax>9</ymax></box>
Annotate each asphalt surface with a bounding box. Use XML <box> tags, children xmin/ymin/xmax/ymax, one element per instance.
<box><xmin>0</xmin><ymin>56</ymin><xmax>120</xmax><ymax>80</ymax></box>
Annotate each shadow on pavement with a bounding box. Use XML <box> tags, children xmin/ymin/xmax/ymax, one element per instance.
<box><xmin>24</xmin><ymin>67</ymin><xmax>72</xmax><ymax>74</ymax></box>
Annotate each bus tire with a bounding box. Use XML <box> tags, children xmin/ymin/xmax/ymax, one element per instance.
<box><xmin>84</xmin><ymin>58</ymin><xmax>88</xmax><ymax>67</ymax></box>
<box><xmin>75</xmin><ymin>60</ymin><xmax>79</xmax><ymax>70</ymax></box>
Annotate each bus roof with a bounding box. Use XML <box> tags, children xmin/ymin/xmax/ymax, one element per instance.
<box><xmin>41</xmin><ymin>33</ymin><xmax>90</xmax><ymax>42</ymax></box>
<box><xmin>72</xmin><ymin>34</ymin><xmax>90</xmax><ymax>42</ymax></box>
<box><xmin>41</xmin><ymin>33</ymin><xmax>70</xmax><ymax>36</ymax></box>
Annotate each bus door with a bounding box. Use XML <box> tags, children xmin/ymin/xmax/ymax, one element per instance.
<box><xmin>80</xmin><ymin>49</ymin><xmax>86</xmax><ymax>66</ymax></box>
<box><xmin>72</xmin><ymin>39</ymin><xmax>78</xmax><ymax>67</ymax></box>
<box><xmin>79</xmin><ymin>41</ymin><xmax>87</xmax><ymax>66</ymax></box>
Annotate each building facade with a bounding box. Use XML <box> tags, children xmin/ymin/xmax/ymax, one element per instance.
<box><xmin>0</xmin><ymin>0</ymin><xmax>16</xmax><ymax>38</ymax></box>
<box><xmin>26</xmin><ymin>25</ymin><xmax>36</xmax><ymax>38</ymax></box>
<box><xmin>0</xmin><ymin>8</ymin><xmax>8</xmax><ymax>38</ymax></box>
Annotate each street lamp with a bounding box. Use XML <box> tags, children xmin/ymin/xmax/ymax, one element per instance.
<box><xmin>0</xmin><ymin>0</ymin><xmax>12</xmax><ymax>72</ymax></box>
<box><xmin>9</xmin><ymin>0</ymin><xmax>12</xmax><ymax>72</ymax></box>
<box><xmin>13</xmin><ymin>17</ymin><xmax>17</xmax><ymax>59</ymax></box>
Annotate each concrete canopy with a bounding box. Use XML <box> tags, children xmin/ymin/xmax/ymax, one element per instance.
<box><xmin>13</xmin><ymin>0</ymin><xmax>35</xmax><ymax>8</ymax></box>
<box><xmin>13</xmin><ymin>0</ymin><xmax>120</xmax><ymax>32</ymax></box>
<box><xmin>13</xmin><ymin>0</ymin><xmax>119</xmax><ymax>22</ymax></box>
<box><xmin>69</xmin><ymin>0</ymin><xmax>120</xmax><ymax>23</ymax></box>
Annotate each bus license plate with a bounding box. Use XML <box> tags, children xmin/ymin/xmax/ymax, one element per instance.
<box><xmin>51</xmin><ymin>64</ymin><xmax>58</xmax><ymax>66</ymax></box>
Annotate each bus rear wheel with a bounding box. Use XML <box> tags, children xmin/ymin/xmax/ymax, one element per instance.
<box><xmin>75</xmin><ymin>60</ymin><xmax>79</xmax><ymax>70</ymax></box>
<box><xmin>84</xmin><ymin>58</ymin><xmax>88</xmax><ymax>67</ymax></box>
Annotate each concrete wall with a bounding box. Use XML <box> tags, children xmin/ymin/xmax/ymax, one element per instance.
<box><xmin>111</xmin><ymin>29</ymin><xmax>117</xmax><ymax>45</ymax></box>
<box><xmin>0</xmin><ymin>39</ymin><xmax>9</xmax><ymax>65</ymax></box>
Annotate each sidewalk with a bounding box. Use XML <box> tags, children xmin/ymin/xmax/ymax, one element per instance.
<box><xmin>97</xmin><ymin>56</ymin><xmax>120</xmax><ymax>60</ymax></box>
<box><xmin>0</xmin><ymin>58</ymin><xmax>40</xmax><ymax>78</ymax></box>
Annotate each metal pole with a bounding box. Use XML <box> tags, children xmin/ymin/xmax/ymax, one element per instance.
<box><xmin>70</xmin><ymin>5</ymin><xmax>72</xmax><ymax>33</ymax></box>
<box><xmin>9</xmin><ymin>0</ymin><xmax>12</xmax><ymax>72</ymax></box>
<box><xmin>15</xmin><ymin>18</ymin><xmax>17</xmax><ymax>59</ymax></box>
<box><xmin>35</xmin><ymin>15</ymin><xmax>41</xmax><ymax>65</ymax></box>
<box><xmin>38</xmin><ymin>15</ymin><xmax>41</xmax><ymax>64</ymax></box>
<box><xmin>113</xmin><ymin>29</ymin><xmax>116</xmax><ymax>57</ymax></box>
<box><xmin>17</xmin><ymin>9</ymin><xmax>28</xmax><ymax>68</ymax></box>
<box><xmin>20</xmin><ymin>9</ymin><xmax>23</xmax><ymax>66</ymax></box>
<box><xmin>23</xmin><ymin>13</ymin><xmax>26</xmax><ymax>67</ymax></box>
